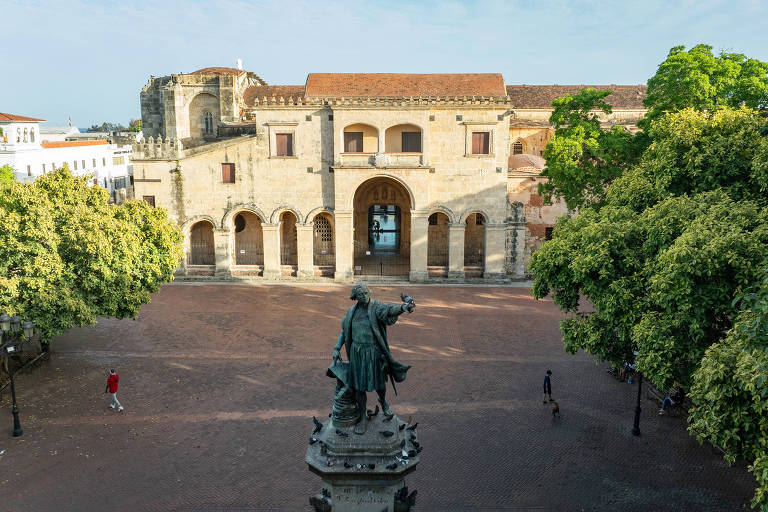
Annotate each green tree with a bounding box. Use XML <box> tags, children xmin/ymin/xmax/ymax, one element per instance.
<box><xmin>689</xmin><ymin>264</ymin><xmax>768</xmax><ymax>510</ymax></box>
<box><xmin>88</xmin><ymin>122</ymin><xmax>127</xmax><ymax>133</ymax></box>
<box><xmin>643</xmin><ymin>44</ymin><xmax>768</xmax><ymax>127</ymax></box>
<box><xmin>532</xmin><ymin>106</ymin><xmax>768</xmax><ymax>506</ymax></box>
<box><xmin>0</xmin><ymin>164</ymin><xmax>14</xmax><ymax>186</ymax></box>
<box><xmin>0</xmin><ymin>166</ymin><xmax>183</xmax><ymax>345</ymax></box>
<box><xmin>128</xmin><ymin>119</ymin><xmax>142</xmax><ymax>132</ymax></box>
<box><xmin>538</xmin><ymin>88</ymin><xmax>646</xmax><ymax>210</ymax></box>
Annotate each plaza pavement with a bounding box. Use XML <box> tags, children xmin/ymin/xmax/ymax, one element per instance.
<box><xmin>0</xmin><ymin>284</ymin><xmax>755</xmax><ymax>511</ymax></box>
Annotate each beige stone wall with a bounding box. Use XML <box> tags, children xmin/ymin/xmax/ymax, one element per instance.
<box><xmin>189</xmin><ymin>93</ymin><xmax>220</xmax><ymax>139</ymax></box>
<box><xmin>509</xmin><ymin>127</ymin><xmax>552</xmax><ymax>157</ymax></box>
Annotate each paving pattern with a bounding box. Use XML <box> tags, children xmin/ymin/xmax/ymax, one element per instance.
<box><xmin>0</xmin><ymin>284</ymin><xmax>755</xmax><ymax>511</ymax></box>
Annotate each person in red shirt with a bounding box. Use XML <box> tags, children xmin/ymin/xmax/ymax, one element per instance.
<box><xmin>105</xmin><ymin>369</ymin><xmax>123</xmax><ymax>412</ymax></box>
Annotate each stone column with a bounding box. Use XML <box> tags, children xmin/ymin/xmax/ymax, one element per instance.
<box><xmin>448</xmin><ymin>223</ymin><xmax>465</xmax><ymax>280</ymax></box>
<box><xmin>297</xmin><ymin>223</ymin><xmax>314</xmax><ymax>279</ymax></box>
<box><xmin>409</xmin><ymin>210</ymin><xmax>429</xmax><ymax>282</ymax></box>
<box><xmin>483</xmin><ymin>224</ymin><xmax>507</xmax><ymax>281</ymax></box>
<box><xmin>213</xmin><ymin>228</ymin><xmax>231</xmax><ymax>278</ymax></box>
<box><xmin>262</xmin><ymin>224</ymin><xmax>281</xmax><ymax>279</ymax></box>
<box><xmin>334</xmin><ymin>210</ymin><xmax>354</xmax><ymax>282</ymax></box>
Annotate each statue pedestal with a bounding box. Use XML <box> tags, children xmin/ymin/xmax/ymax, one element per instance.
<box><xmin>306</xmin><ymin>414</ymin><xmax>420</xmax><ymax>511</ymax></box>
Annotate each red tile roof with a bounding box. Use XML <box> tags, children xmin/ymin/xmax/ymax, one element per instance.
<box><xmin>305</xmin><ymin>73</ymin><xmax>507</xmax><ymax>98</ymax></box>
<box><xmin>509</xmin><ymin>153</ymin><xmax>546</xmax><ymax>170</ymax></box>
<box><xmin>41</xmin><ymin>140</ymin><xmax>109</xmax><ymax>149</ymax></box>
<box><xmin>506</xmin><ymin>85</ymin><xmax>647</xmax><ymax>109</ymax></box>
<box><xmin>191</xmin><ymin>67</ymin><xmax>245</xmax><ymax>76</ymax></box>
<box><xmin>244</xmin><ymin>85</ymin><xmax>305</xmax><ymax>106</ymax></box>
<box><xmin>0</xmin><ymin>113</ymin><xmax>45</xmax><ymax>122</ymax></box>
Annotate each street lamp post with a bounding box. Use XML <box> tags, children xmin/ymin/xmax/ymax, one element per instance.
<box><xmin>632</xmin><ymin>350</ymin><xmax>642</xmax><ymax>437</ymax></box>
<box><xmin>0</xmin><ymin>312</ymin><xmax>35</xmax><ymax>438</ymax></box>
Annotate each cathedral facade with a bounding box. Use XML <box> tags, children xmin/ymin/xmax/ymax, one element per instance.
<box><xmin>132</xmin><ymin>66</ymin><xmax>646</xmax><ymax>281</ymax></box>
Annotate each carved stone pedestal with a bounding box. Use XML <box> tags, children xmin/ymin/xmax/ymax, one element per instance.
<box><xmin>306</xmin><ymin>413</ymin><xmax>420</xmax><ymax>511</ymax></box>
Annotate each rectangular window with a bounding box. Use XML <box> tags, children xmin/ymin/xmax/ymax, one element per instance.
<box><xmin>103</xmin><ymin>157</ymin><xmax>106</xmax><ymax>166</ymax></box>
<box><xmin>93</xmin><ymin>158</ymin><xmax>97</xmax><ymax>167</ymax></box>
<box><xmin>113</xmin><ymin>156</ymin><xmax>125</xmax><ymax>166</ymax></box>
<box><xmin>42</xmin><ymin>163</ymin><xmax>46</xmax><ymax>172</ymax></box>
<box><xmin>471</xmin><ymin>132</ymin><xmax>490</xmax><ymax>154</ymax></box>
<box><xmin>545</xmin><ymin>227</ymin><xmax>554</xmax><ymax>240</ymax></box>
<box><xmin>82</xmin><ymin>160</ymin><xmax>86</xmax><ymax>169</ymax></box>
<box><xmin>74</xmin><ymin>160</ymin><xmax>78</xmax><ymax>170</ymax></box>
<box><xmin>114</xmin><ymin>177</ymin><xmax>126</xmax><ymax>189</ymax></box>
<box><xmin>221</xmin><ymin>163</ymin><xmax>235</xmax><ymax>183</ymax></box>
<box><xmin>93</xmin><ymin>178</ymin><xmax>98</xmax><ymax>186</ymax></box>
<box><xmin>275</xmin><ymin>133</ymin><xmax>293</xmax><ymax>157</ymax></box>
<box><xmin>27</xmin><ymin>165</ymin><xmax>31</xmax><ymax>176</ymax></box>
<box><xmin>143</xmin><ymin>195</ymin><xmax>155</xmax><ymax>207</ymax></box>
<box><xmin>401</xmin><ymin>132</ymin><xmax>421</xmax><ymax>152</ymax></box>
<box><xmin>344</xmin><ymin>132</ymin><xmax>363</xmax><ymax>153</ymax></box>
<box><xmin>52</xmin><ymin>162</ymin><xmax>55</xmax><ymax>171</ymax></box>
<box><xmin>129</xmin><ymin>175</ymin><xmax>134</xmax><ymax>186</ymax></box>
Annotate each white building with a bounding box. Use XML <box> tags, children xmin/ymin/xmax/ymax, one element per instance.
<box><xmin>39</xmin><ymin>124</ymin><xmax>80</xmax><ymax>142</ymax></box>
<box><xmin>0</xmin><ymin>113</ymin><xmax>134</xmax><ymax>202</ymax></box>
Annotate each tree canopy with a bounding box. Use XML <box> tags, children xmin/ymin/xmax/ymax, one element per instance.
<box><xmin>532</xmin><ymin>43</ymin><xmax>768</xmax><ymax>507</ymax></box>
<box><xmin>0</xmin><ymin>166</ymin><xmax>183</xmax><ymax>344</ymax></box>
<box><xmin>87</xmin><ymin>122</ymin><xmax>128</xmax><ymax>133</ymax></box>
<box><xmin>538</xmin><ymin>88</ymin><xmax>646</xmax><ymax>210</ymax></box>
<box><xmin>0</xmin><ymin>164</ymin><xmax>14</xmax><ymax>186</ymax></box>
<box><xmin>643</xmin><ymin>44</ymin><xmax>768</xmax><ymax>126</ymax></box>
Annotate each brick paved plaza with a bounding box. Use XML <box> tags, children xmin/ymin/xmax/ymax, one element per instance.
<box><xmin>0</xmin><ymin>284</ymin><xmax>755</xmax><ymax>511</ymax></box>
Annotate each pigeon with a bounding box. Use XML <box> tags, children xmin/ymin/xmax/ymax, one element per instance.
<box><xmin>383</xmin><ymin>414</ymin><xmax>394</xmax><ymax>422</ymax></box>
<box><xmin>410</xmin><ymin>434</ymin><xmax>416</xmax><ymax>441</ymax></box>
<box><xmin>395</xmin><ymin>486</ymin><xmax>409</xmax><ymax>501</ymax></box>
<box><xmin>367</xmin><ymin>405</ymin><xmax>379</xmax><ymax>418</ymax></box>
<box><xmin>312</xmin><ymin>416</ymin><xmax>323</xmax><ymax>434</ymax></box>
<box><xmin>412</xmin><ymin>440</ymin><xmax>420</xmax><ymax>449</ymax></box>
<box><xmin>416</xmin><ymin>446</ymin><xmax>423</xmax><ymax>454</ymax></box>
<box><xmin>368</xmin><ymin>463</ymin><xmax>375</xmax><ymax>470</ymax></box>
<box><xmin>408</xmin><ymin>490</ymin><xmax>418</xmax><ymax>502</ymax></box>
<box><xmin>406</xmin><ymin>422</ymin><xmax>418</xmax><ymax>431</ymax></box>
<box><xmin>380</xmin><ymin>430</ymin><xmax>394</xmax><ymax>438</ymax></box>
<box><xmin>400</xmin><ymin>293</ymin><xmax>415</xmax><ymax>310</ymax></box>
<box><xmin>407</xmin><ymin>449</ymin><xmax>417</xmax><ymax>458</ymax></box>
<box><xmin>336</xmin><ymin>429</ymin><xmax>349</xmax><ymax>437</ymax></box>
<box><xmin>400</xmin><ymin>440</ymin><xmax>406</xmax><ymax>448</ymax></box>
<box><xmin>386</xmin><ymin>462</ymin><xmax>398</xmax><ymax>470</ymax></box>
<box><xmin>344</xmin><ymin>460</ymin><xmax>353</xmax><ymax>468</ymax></box>
<box><xmin>309</xmin><ymin>436</ymin><xmax>318</xmax><ymax>444</ymax></box>
<box><xmin>398</xmin><ymin>423</ymin><xmax>406</xmax><ymax>431</ymax></box>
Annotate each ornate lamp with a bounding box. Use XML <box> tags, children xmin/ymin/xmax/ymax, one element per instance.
<box><xmin>0</xmin><ymin>312</ymin><xmax>10</xmax><ymax>333</ymax></box>
<box><xmin>10</xmin><ymin>315</ymin><xmax>21</xmax><ymax>333</ymax></box>
<box><xmin>22</xmin><ymin>321</ymin><xmax>35</xmax><ymax>340</ymax></box>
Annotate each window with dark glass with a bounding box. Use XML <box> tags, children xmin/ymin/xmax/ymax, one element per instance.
<box><xmin>344</xmin><ymin>132</ymin><xmax>363</xmax><ymax>152</ymax></box>
<box><xmin>275</xmin><ymin>133</ymin><xmax>293</xmax><ymax>156</ymax></box>
<box><xmin>512</xmin><ymin>141</ymin><xmax>523</xmax><ymax>154</ymax></box>
<box><xmin>222</xmin><ymin>163</ymin><xmax>235</xmax><ymax>183</ymax></box>
<box><xmin>471</xmin><ymin>132</ymin><xmax>490</xmax><ymax>154</ymax></box>
<box><xmin>143</xmin><ymin>195</ymin><xmax>155</xmax><ymax>207</ymax></box>
<box><xmin>401</xmin><ymin>132</ymin><xmax>421</xmax><ymax>152</ymax></box>
<box><xmin>545</xmin><ymin>227</ymin><xmax>554</xmax><ymax>240</ymax></box>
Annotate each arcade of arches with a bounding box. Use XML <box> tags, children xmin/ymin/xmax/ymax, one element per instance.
<box><xmin>183</xmin><ymin>176</ymin><xmax>500</xmax><ymax>281</ymax></box>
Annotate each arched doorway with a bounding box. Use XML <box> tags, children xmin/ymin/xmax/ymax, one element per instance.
<box><xmin>353</xmin><ymin>177</ymin><xmax>411</xmax><ymax>276</ymax></box>
<box><xmin>313</xmin><ymin>213</ymin><xmax>335</xmax><ymax>276</ymax></box>
<box><xmin>464</xmin><ymin>213</ymin><xmax>485</xmax><ymax>277</ymax></box>
<box><xmin>279</xmin><ymin>211</ymin><xmax>298</xmax><ymax>275</ymax></box>
<box><xmin>427</xmin><ymin>212</ymin><xmax>449</xmax><ymax>277</ymax></box>
<box><xmin>232</xmin><ymin>212</ymin><xmax>264</xmax><ymax>267</ymax></box>
<box><xmin>188</xmin><ymin>221</ymin><xmax>215</xmax><ymax>265</ymax></box>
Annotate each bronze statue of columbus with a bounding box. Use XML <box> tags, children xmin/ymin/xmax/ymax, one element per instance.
<box><xmin>332</xmin><ymin>283</ymin><xmax>414</xmax><ymax>434</ymax></box>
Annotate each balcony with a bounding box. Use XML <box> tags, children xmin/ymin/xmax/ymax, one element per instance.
<box><xmin>338</xmin><ymin>152</ymin><xmax>425</xmax><ymax>168</ymax></box>
<box><xmin>339</xmin><ymin>152</ymin><xmax>375</xmax><ymax>167</ymax></box>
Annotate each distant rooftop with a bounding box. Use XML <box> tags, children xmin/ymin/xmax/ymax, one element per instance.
<box><xmin>41</xmin><ymin>140</ymin><xmax>109</xmax><ymax>149</ymax></box>
<box><xmin>190</xmin><ymin>67</ymin><xmax>245</xmax><ymax>76</ymax></box>
<box><xmin>0</xmin><ymin>113</ymin><xmax>45</xmax><ymax>122</ymax></box>
<box><xmin>506</xmin><ymin>85</ymin><xmax>647</xmax><ymax>109</ymax></box>
<box><xmin>304</xmin><ymin>73</ymin><xmax>508</xmax><ymax>98</ymax></box>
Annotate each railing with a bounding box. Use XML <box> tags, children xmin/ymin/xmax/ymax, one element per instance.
<box><xmin>339</xmin><ymin>153</ymin><xmax>375</xmax><ymax>167</ymax></box>
<box><xmin>187</xmin><ymin>243</ymin><xmax>215</xmax><ymax>265</ymax></box>
<box><xmin>427</xmin><ymin>243</ymin><xmax>449</xmax><ymax>266</ymax></box>
<box><xmin>384</xmin><ymin>153</ymin><xmax>424</xmax><ymax>167</ymax></box>
<box><xmin>234</xmin><ymin>243</ymin><xmax>264</xmax><ymax>266</ymax></box>
<box><xmin>314</xmin><ymin>248</ymin><xmax>335</xmax><ymax>266</ymax></box>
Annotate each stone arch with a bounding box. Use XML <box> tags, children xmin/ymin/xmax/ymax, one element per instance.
<box><xmin>278</xmin><ymin>210</ymin><xmax>298</xmax><ymax>269</ymax></box>
<box><xmin>459</xmin><ymin>208</ymin><xmax>493</xmax><ymax>225</ymax></box>
<box><xmin>427</xmin><ymin>211</ymin><xmax>450</xmax><ymax>270</ymax></box>
<box><xmin>188</xmin><ymin>93</ymin><xmax>220</xmax><ymax>139</ymax></box>
<box><xmin>187</xmin><ymin>220</ymin><xmax>216</xmax><ymax>265</ymax></box>
<box><xmin>463</xmin><ymin>212</ymin><xmax>486</xmax><ymax>270</ymax></box>
<box><xmin>427</xmin><ymin>205</ymin><xmax>457</xmax><ymax>224</ymax></box>
<box><xmin>341</xmin><ymin>123</ymin><xmax>379</xmax><ymax>153</ymax></box>
<box><xmin>312</xmin><ymin>212</ymin><xmax>335</xmax><ymax>269</ymax></box>
<box><xmin>384</xmin><ymin>123</ymin><xmax>424</xmax><ymax>153</ymax></box>
<box><xmin>181</xmin><ymin>214</ymin><xmax>219</xmax><ymax>232</ymax></box>
<box><xmin>304</xmin><ymin>206</ymin><xmax>335</xmax><ymax>224</ymax></box>
<box><xmin>270</xmin><ymin>206</ymin><xmax>303</xmax><ymax>225</ymax></box>
<box><xmin>346</xmin><ymin>174</ymin><xmax>416</xmax><ymax>211</ymax></box>
<box><xmin>222</xmin><ymin>204</ymin><xmax>267</xmax><ymax>227</ymax></box>
<box><xmin>230</xmin><ymin>209</ymin><xmax>264</xmax><ymax>266</ymax></box>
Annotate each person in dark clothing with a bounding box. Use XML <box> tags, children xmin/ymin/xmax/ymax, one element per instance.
<box><xmin>543</xmin><ymin>370</ymin><xmax>553</xmax><ymax>404</ymax></box>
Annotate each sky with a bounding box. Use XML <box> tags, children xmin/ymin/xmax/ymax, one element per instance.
<box><xmin>2</xmin><ymin>0</ymin><xmax>767</xmax><ymax>127</ymax></box>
